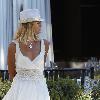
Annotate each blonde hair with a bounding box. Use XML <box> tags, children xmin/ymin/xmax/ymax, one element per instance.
<box><xmin>15</xmin><ymin>22</ymin><xmax>39</xmax><ymax>44</ymax></box>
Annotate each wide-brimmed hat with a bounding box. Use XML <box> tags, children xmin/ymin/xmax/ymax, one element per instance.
<box><xmin>19</xmin><ymin>9</ymin><xmax>44</xmax><ymax>23</ymax></box>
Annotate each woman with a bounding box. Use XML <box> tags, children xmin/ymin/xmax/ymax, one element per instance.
<box><xmin>3</xmin><ymin>9</ymin><xmax>50</xmax><ymax>100</ymax></box>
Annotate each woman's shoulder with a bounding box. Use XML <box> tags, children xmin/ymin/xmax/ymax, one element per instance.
<box><xmin>9</xmin><ymin>39</ymin><xmax>19</xmax><ymax>45</ymax></box>
<box><xmin>8</xmin><ymin>39</ymin><xmax>17</xmax><ymax>50</ymax></box>
<box><xmin>43</xmin><ymin>39</ymin><xmax>50</xmax><ymax>46</ymax></box>
<box><xmin>42</xmin><ymin>39</ymin><xmax>50</xmax><ymax>52</ymax></box>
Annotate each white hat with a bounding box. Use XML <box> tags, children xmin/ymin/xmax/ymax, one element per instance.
<box><xmin>19</xmin><ymin>9</ymin><xmax>44</xmax><ymax>23</ymax></box>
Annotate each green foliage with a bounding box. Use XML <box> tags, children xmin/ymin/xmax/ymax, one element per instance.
<box><xmin>47</xmin><ymin>78</ymin><xmax>91</xmax><ymax>100</ymax></box>
<box><xmin>0</xmin><ymin>78</ymin><xmax>11</xmax><ymax>99</ymax></box>
<box><xmin>94</xmin><ymin>70</ymin><xmax>100</xmax><ymax>80</ymax></box>
<box><xmin>0</xmin><ymin>77</ymin><xmax>100</xmax><ymax>100</ymax></box>
<box><xmin>91</xmin><ymin>80</ymin><xmax>100</xmax><ymax>100</ymax></box>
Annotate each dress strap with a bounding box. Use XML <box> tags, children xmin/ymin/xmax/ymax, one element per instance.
<box><xmin>12</xmin><ymin>40</ymin><xmax>20</xmax><ymax>54</ymax></box>
<box><xmin>41</xmin><ymin>39</ymin><xmax>45</xmax><ymax>54</ymax></box>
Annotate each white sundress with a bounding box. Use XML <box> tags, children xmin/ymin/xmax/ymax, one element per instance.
<box><xmin>2</xmin><ymin>39</ymin><xmax>50</xmax><ymax>100</ymax></box>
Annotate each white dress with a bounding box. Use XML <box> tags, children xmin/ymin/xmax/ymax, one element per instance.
<box><xmin>2</xmin><ymin>39</ymin><xmax>50</xmax><ymax>100</ymax></box>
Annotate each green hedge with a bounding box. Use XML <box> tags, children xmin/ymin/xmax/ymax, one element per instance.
<box><xmin>47</xmin><ymin>78</ymin><xmax>91</xmax><ymax>100</ymax></box>
<box><xmin>0</xmin><ymin>78</ymin><xmax>11</xmax><ymax>99</ymax></box>
<box><xmin>0</xmin><ymin>77</ymin><xmax>100</xmax><ymax>100</ymax></box>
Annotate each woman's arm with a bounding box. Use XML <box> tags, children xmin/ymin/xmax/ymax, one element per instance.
<box><xmin>44</xmin><ymin>39</ymin><xmax>50</xmax><ymax>63</ymax></box>
<box><xmin>7</xmin><ymin>42</ymin><xmax>16</xmax><ymax>81</ymax></box>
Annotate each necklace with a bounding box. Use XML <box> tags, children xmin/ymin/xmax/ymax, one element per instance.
<box><xmin>28</xmin><ymin>43</ymin><xmax>33</xmax><ymax>48</ymax></box>
<box><xmin>26</xmin><ymin>40</ymin><xmax>33</xmax><ymax>48</ymax></box>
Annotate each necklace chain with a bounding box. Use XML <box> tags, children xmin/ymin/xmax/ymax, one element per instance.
<box><xmin>27</xmin><ymin>40</ymin><xmax>33</xmax><ymax>48</ymax></box>
<box><xmin>29</xmin><ymin>43</ymin><xmax>32</xmax><ymax>48</ymax></box>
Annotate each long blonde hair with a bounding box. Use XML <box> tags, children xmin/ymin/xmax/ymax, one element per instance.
<box><xmin>15</xmin><ymin>22</ymin><xmax>39</xmax><ymax>44</ymax></box>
